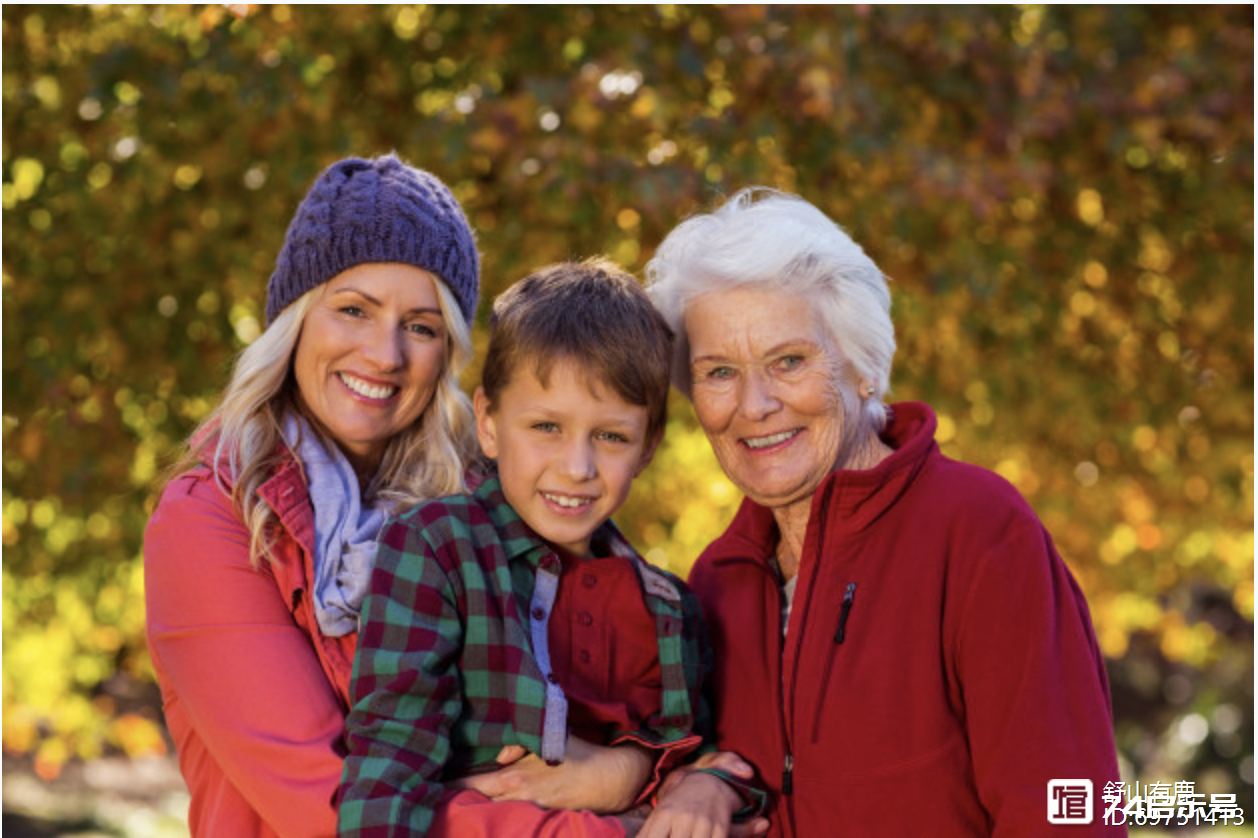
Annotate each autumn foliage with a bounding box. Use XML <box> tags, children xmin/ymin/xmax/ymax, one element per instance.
<box><xmin>3</xmin><ymin>4</ymin><xmax>1252</xmax><ymax>811</ymax></box>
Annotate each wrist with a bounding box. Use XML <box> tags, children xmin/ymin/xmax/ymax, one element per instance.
<box><xmin>607</xmin><ymin>742</ymin><xmax>653</xmax><ymax>812</ymax></box>
<box><xmin>687</xmin><ymin>767</ymin><xmax>768</xmax><ymax>821</ymax></box>
<box><xmin>692</xmin><ymin>770</ymin><xmax>742</xmax><ymax>808</ymax></box>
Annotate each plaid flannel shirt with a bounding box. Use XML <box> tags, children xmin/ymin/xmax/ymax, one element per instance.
<box><xmin>338</xmin><ymin>475</ymin><xmax>714</xmax><ymax>837</ymax></box>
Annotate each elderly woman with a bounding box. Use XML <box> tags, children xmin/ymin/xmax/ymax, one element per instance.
<box><xmin>145</xmin><ymin>156</ymin><xmax>664</xmax><ymax>837</ymax></box>
<box><xmin>646</xmin><ymin>189</ymin><xmax>1123</xmax><ymax>836</ymax></box>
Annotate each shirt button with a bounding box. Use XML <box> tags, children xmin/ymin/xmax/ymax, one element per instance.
<box><xmin>582</xmin><ymin>573</ymin><xmax>597</xmax><ymax>589</ymax></box>
<box><xmin>531</xmin><ymin>607</ymin><xmax>546</xmax><ymax>621</ymax></box>
<box><xmin>578</xmin><ymin>650</ymin><xmax>591</xmax><ymax>664</ymax></box>
<box><xmin>577</xmin><ymin>612</ymin><xmax>593</xmax><ymax>627</ymax></box>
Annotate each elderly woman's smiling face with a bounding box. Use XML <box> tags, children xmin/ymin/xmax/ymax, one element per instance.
<box><xmin>685</xmin><ymin>286</ymin><xmax>863</xmax><ymax>510</ymax></box>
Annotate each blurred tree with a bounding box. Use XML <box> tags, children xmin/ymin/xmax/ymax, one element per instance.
<box><xmin>3</xmin><ymin>3</ymin><xmax>1252</xmax><ymax>811</ymax></box>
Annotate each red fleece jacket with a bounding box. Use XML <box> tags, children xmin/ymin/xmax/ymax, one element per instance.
<box><xmin>689</xmin><ymin>402</ymin><xmax>1125</xmax><ymax>837</ymax></box>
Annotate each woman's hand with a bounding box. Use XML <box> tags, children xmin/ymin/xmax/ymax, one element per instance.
<box><xmin>637</xmin><ymin>751</ymin><xmax>770</xmax><ymax>838</ymax></box>
<box><xmin>616</xmin><ymin>804</ymin><xmax>653</xmax><ymax>837</ymax></box>
<box><xmin>449</xmin><ymin>736</ymin><xmax>654</xmax><ymax>814</ymax></box>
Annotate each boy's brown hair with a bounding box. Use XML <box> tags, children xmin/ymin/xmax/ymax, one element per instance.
<box><xmin>481</xmin><ymin>258</ymin><xmax>675</xmax><ymax>443</ymax></box>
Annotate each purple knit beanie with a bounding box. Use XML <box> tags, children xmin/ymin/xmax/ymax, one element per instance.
<box><xmin>266</xmin><ymin>154</ymin><xmax>480</xmax><ymax>326</ymax></box>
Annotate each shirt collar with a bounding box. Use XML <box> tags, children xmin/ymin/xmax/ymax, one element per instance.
<box><xmin>472</xmin><ymin>471</ymin><xmax>633</xmax><ymax>565</ymax></box>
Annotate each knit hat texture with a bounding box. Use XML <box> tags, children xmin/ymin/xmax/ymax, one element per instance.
<box><xmin>266</xmin><ymin>154</ymin><xmax>480</xmax><ymax>325</ymax></box>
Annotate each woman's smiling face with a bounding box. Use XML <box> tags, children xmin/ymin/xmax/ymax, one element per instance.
<box><xmin>684</xmin><ymin>286</ymin><xmax>861</xmax><ymax>511</ymax></box>
<box><xmin>292</xmin><ymin>262</ymin><xmax>448</xmax><ymax>476</ymax></box>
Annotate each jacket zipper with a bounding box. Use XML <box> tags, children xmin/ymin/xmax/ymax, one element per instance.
<box><xmin>811</xmin><ymin>582</ymin><xmax>857</xmax><ymax>742</ymax></box>
<box><xmin>834</xmin><ymin>582</ymin><xmax>857</xmax><ymax>643</ymax></box>
<box><xmin>768</xmin><ymin>555</ymin><xmax>796</xmax><ymax>834</ymax></box>
<box><xmin>781</xmin><ymin>483</ymin><xmax>836</xmax><ymax>838</ymax></box>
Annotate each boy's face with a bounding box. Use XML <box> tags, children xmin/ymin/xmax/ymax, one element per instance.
<box><xmin>474</xmin><ymin>358</ymin><xmax>659</xmax><ymax>558</ymax></box>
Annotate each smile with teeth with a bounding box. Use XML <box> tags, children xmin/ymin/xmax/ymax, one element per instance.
<box><xmin>743</xmin><ymin>429</ymin><xmax>800</xmax><ymax>450</ymax></box>
<box><xmin>542</xmin><ymin>492</ymin><xmax>595</xmax><ymax>509</ymax></box>
<box><xmin>339</xmin><ymin>372</ymin><xmax>397</xmax><ymax>401</ymax></box>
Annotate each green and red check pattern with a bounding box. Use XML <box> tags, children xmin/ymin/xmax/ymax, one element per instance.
<box><xmin>337</xmin><ymin>475</ymin><xmax>713</xmax><ymax>836</ymax></box>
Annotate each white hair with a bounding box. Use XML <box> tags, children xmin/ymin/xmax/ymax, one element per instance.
<box><xmin>645</xmin><ymin>188</ymin><xmax>895</xmax><ymax>431</ymax></box>
<box><xmin>170</xmin><ymin>277</ymin><xmax>476</xmax><ymax>567</ymax></box>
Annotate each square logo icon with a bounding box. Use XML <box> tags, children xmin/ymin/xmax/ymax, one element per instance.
<box><xmin>1048</xmin><ymin>779</ymin><xmax>1094</xmax><ymax>824</ymax></box>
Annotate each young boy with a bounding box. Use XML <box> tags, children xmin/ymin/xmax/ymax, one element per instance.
<box><xmin>338</xmin><ymin>259</ymin><xmax>762</xmax><ymax>837</ymax></box>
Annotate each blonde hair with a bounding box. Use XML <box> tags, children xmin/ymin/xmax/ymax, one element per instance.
<box><xmin>171</xmin><ymin>277</ymin><xmax>476</xmax><ymax>566</ymax></box>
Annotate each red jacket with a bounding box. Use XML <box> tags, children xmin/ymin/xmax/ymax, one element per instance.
<box><xmin>689</xmin><ymin>403</ymin><xmax>1124</xmax><ymax>837</ymax></box>
<box><xmin>145</xmin><ymin>455</ymin><xmax>356</xmax><ymax>837</ymax></box>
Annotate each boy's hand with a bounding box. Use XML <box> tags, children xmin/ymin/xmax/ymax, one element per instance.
<box><xmin>449</xmin><ymin>736</ymin><xmax>653</xmax><ymax>814</ymax></box>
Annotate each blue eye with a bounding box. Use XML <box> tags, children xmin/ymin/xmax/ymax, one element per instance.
<box><xmin>778</xmin><ymin>355</ymin><xmax>804</xmax><ymax>370</ymax></box>
<box><xmin>597</xmin><ymin>431</ymin><xmax>629</xmax><ymax>444</ymax></box>
<box><xmin>532</xmin><ymin>422</ymin><xmax>559</xmax><ymax>433</ymax></box>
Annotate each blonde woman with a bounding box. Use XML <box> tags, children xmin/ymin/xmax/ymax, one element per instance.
<box><xmin>144</xmin><ymin>155</ymin><xmax>482</xmax><ymax>836</ymax></box>
<box><xmin>145</xmin><ymin>156</ymin><xmax>710</xmax><ymax>838</ymax></box>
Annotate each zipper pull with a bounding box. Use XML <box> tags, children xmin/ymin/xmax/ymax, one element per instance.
<box><xmin>833</xmin><ymin>582</ymin><xmax>857</xmax><ymax>644</ymax></box>
<box><xmin>782</xmin><ymin>752</ymin><xmax>794</xmax><ymax>796</ymax></box>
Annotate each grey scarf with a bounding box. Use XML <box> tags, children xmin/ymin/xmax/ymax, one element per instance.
<box><xmin>282</xmin><ymin>415</ymin><xmax>388</xmax><ymax>637</ymax></box>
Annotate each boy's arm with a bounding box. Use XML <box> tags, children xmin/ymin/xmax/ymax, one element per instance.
<box><xmin>585</xmin><ymin>576</ymin><xmax>719</xmax><ymax>808</ymax></box>
<box><xmin>606</xmin><ymin>732</ymin><xmax>704</xmax><ymax>808</ymax></box>
<box><xmin>431</xmin><ymin>788</ymin><xmax>635</xmax><ymax>838</ymax></box>
<box><xmin>656</xmin><ymin>586</ymin><xmax>769</xmax><ymax>823</ymax></box>
<box><xmin>429</xmin><ymin>607</ymin><xmax>742</xmax><ymax>838</ymax></box>
<box><xmin>454</xmin><ymin>736</ymin><xmax>656</xmax><ymax>812</ymax></box>
<box><xmin>338</xmin><ymin>519</ymin><xmax>465</xmax><ymax>837</ymax></box>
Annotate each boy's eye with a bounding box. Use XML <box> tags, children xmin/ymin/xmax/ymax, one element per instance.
<box><xmin>596</xmin><ymin>430</ymin><xmax>629</xmax><ymax>444</ymax></box>
<box><xmin>532</xmin><ymin>422</ymin><xmax>559</xmax><ymax>433</ymax></box>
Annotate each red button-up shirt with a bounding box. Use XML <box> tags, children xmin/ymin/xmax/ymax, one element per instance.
<box><xmin>550</xmin><ymin>545</ymin><xmax>665</xmax><ymax>744</ymax></box>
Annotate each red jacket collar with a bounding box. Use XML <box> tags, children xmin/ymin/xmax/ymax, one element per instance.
<box><xmin>704</xmin><ymin>402</ymin><xmax>939</xmax><ymax>567</ymax></box>
<box><xmin>191</xmin><ymin>423</ymin><xmax>315</xmax><ymax>560</ymax></box>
